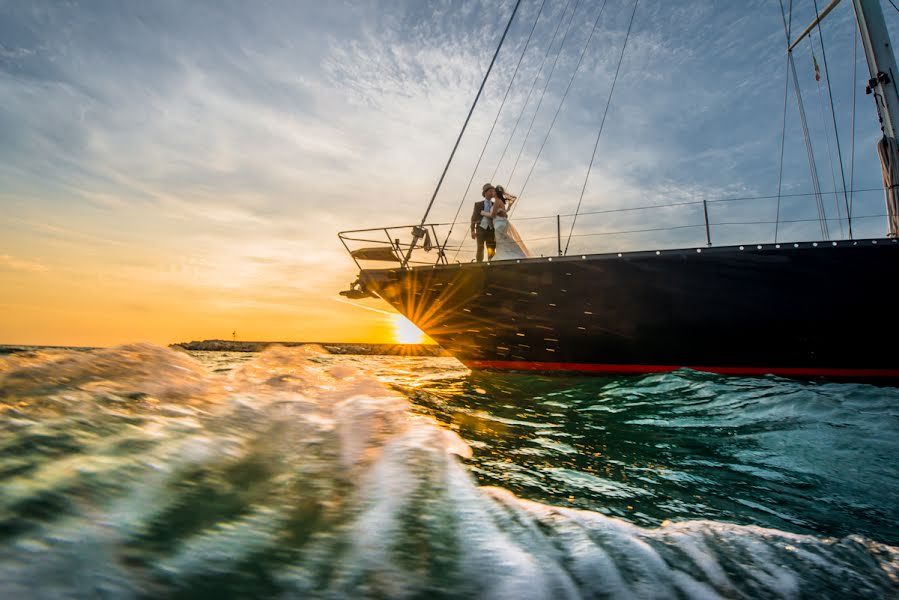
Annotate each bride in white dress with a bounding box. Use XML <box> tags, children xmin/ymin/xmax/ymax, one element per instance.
<box><xmin>483</xmin><ymin>186</ymin><xmax>531</xmax><ymax>260</ymax></box>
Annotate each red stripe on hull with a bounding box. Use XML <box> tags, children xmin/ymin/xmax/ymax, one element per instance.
<box><xmin>462</xmin><ymin>360</ymin><xmax>899</xmax><ymax>380</ymax></box>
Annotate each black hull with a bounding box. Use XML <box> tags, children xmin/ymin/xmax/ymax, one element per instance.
<box><xmin>358</xmin><ymin>239</ymin><xmax>899</xmax><ymax>381</ymax></box>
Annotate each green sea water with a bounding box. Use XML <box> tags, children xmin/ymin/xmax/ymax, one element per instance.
<box><xmin>1</xmin><ymin>344</ymin><xmax>897</xmax><ymax>598</ymax></box>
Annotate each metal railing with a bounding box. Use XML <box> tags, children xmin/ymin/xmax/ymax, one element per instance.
<box><xmin>338</xmin><ymin>189</ymin><xmax>888</xmax><ymax>270</ymax></box>
<box><xmin>338</xmin><ymin>223</ymin><xmax>453</xmax><ymax>270</ymax></box>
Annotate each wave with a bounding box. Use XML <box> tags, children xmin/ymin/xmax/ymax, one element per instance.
<box><xmin>1</xmin><ymin>344</ymin><xmax>896</xmax><ymax>598</ymax></box>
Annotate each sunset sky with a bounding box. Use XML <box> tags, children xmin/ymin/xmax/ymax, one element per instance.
<box><xmin>2</xmin><ymin>0</ymin><xmax>898</xmax><ymax>347</ymax></box>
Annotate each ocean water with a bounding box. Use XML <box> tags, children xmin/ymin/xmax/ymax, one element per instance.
<box><xmin>0</xmin><ymin>344</ymin><xmax>897</xmax><ymax>599</ymax></box>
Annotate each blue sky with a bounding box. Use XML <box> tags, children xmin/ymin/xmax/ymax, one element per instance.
<box><xmin>2</xmin><ymin>0</ymin><xmax>898</xmax><ymax>344</ymax></box>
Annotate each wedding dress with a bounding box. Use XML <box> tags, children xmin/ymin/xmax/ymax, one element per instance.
<box><xmin>492</xmin><ymin>216</ymin><xmax>531</xmax><ymax>260</ymax></box>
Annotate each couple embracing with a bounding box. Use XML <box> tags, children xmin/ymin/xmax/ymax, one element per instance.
<box><xmin>470</xmin><ymin>183</ymin><xmax>531</xmax><ymax>262</ymax></box>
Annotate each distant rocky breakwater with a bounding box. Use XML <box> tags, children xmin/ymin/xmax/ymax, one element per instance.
<box><xmin>171</xmin><ymin>339</ymin><xmax>450</xmax><ymax>357</ymax></box>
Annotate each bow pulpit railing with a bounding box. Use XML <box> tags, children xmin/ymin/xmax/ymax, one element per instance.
<box><xmin>337</xmin><ymin>223</ymin><xmax>453</xmax><ymax>299</ymax></box>
<box><xmin>337</xmin><ymin>223</ymin><xmax>457</xmax><ymax>270</ymax></box>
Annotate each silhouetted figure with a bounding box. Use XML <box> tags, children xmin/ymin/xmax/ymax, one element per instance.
<box><xmin>471</xmin><ymin>183</ymin><xmax>497</xmax><ymax>262</ymax></box>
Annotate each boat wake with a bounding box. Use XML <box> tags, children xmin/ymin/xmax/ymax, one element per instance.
<box><xmin>1</xmin><ymin>344</ymin><xmax>896</xmax><ymax>598</ymax></box>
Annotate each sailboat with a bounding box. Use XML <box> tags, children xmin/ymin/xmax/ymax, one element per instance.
<box><xmin>339</xmin><ymin>0</ymin><xmax>899</xmax><ymax>381</ymax></box>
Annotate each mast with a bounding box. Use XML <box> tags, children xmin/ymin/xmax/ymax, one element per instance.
<box><xmin>853</xmin><ymin>0</ymin><xmax>899</xmax><ymax>235</ymax></box>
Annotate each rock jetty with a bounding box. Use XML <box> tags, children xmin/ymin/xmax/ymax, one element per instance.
<box><xmin>171</xmin><ymin>340</ymin><xmax>450</xmax><ymax>357</ymax></box>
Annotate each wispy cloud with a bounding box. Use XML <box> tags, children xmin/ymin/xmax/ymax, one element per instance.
<box><xmin>0</xmin><ymin>254</ymin><xmax>48</xmax><ymax>272</ymax></box>
<box><xmin>0</xmin><ymin>0</ymin><xmax>896</xmax><ymax>344</ymax></box>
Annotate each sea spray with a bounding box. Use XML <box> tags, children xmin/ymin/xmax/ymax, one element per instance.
<box><xmin>0</xmin><ymin>344</ymin><xmax>897</xmax><ymax>598</ymax></box>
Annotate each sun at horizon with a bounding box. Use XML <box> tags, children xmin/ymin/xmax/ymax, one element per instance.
<box><xmin>391</xmin><ymin>314</ymin><xmax>428</xmax><ymax>344</ymax></box>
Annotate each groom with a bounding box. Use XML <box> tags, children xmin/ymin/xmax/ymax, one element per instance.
<box><xmin>470</xmin><ymin>183</ymin><xmax>496</xmax><ymax>262</ymax></box>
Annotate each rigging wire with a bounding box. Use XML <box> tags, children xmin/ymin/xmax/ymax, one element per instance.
<box><xmin>775</xmin><ymin>0</ymin><xmax>794</xmax><ymax>244</ymax></box>
<box><xmin>849</xmin><ymin>15</ymin><xmax>858</xmax><ymax>224</ymax></box>
<box><xmin>506</xmin><ymin>187</ymin><xmax>882</xmax><ymax>221</ymax></box>
<box><xmin>513</xmin><ymin>0</ymin><xmax>609</xmax><ymax>206</ymax></box>
<box><xmin>415</xmin><ymin>0</ymin><xmax>523</xmax><ymax>232</ymax></box>
<box><xmin>779</xmin><ymin>0</ymin><xmax>827</xmax><ymax>240</ymax></box>
<box><xmin>491</xmin><ymin>215</ymin><xmax>889</xmax><ymax>252</ymax></box>
<box><xmin>431</xmin><ymin>0</ymin><xmax>866</xmax><ymax>261</ymax></box>
<box><xmin>504</xmin><ymin>0</ymin><xmax>583</xmax><ymax>191</ymax></box>
<box><xmin>794</xmin><ymin>65</ymin><xmax>828</xmax><ymax>232</ymax></box>
<box><xmin>523</xmin><ymin>214</ymin><xmax>886</xmax><ymax>246</ymax></box>
<box><xmin>563</xmin><ymin>0</ymin><xmax>640</xmax><ymax>256</ymax></box>
<box><xmin>812</xmin><ymin>45</ymin><xmax>845</xmax><ymax>238</ymax></box>
<box><xmin>439</xmin><ymin>0</ymin><xmax>548</xmax><ymax>261</ymax></box>
<box><xmin>490</xmin><ymin>0</ymin><xmax>574</xmax><ymax>182</ymax></box>
<box><xmin>776</xmin><ymin>54</ymin><xmax>791</xmax><ymax>244</ymax></box>
<box><xmin>794</xmin><ymin>53</ymin><xmax>830</xmax><ymax>239</ymax></box>
<box><xmin>813</xmin><ymin>0</ymin><xmax>853</xmax><ymax>238</ymax></box>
